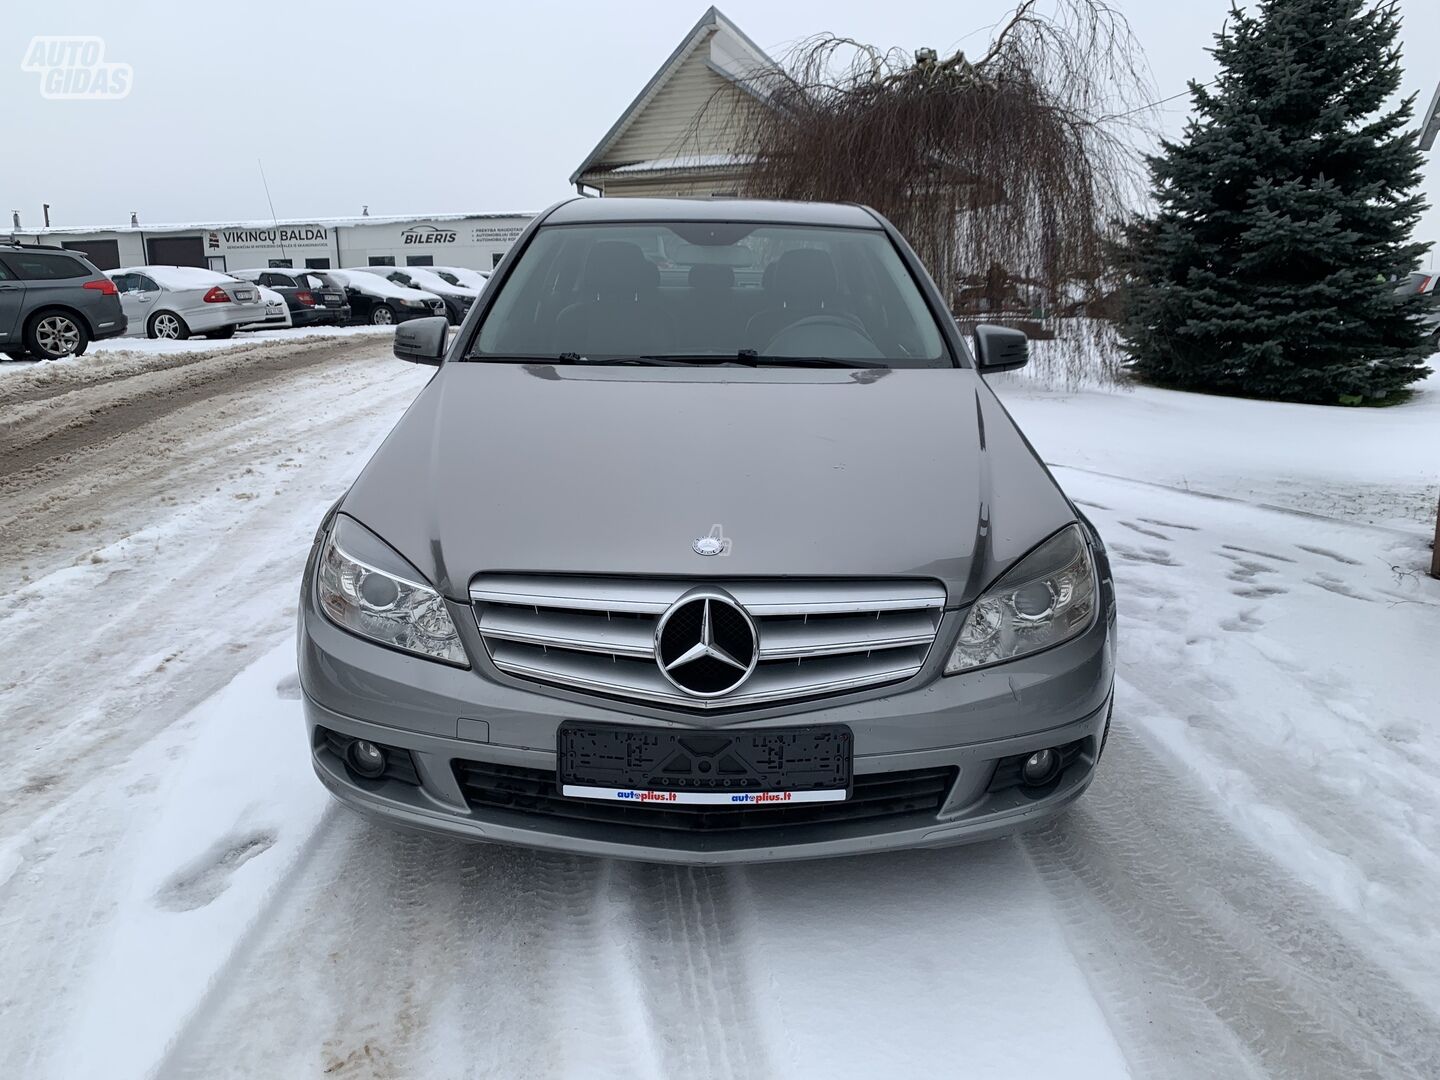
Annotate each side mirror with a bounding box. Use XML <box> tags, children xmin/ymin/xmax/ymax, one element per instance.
<box><xmin>972</xmin><ymin>324</ymin><xmax>1029</xmax><ymax>373</ymax></box>
<box><xmin>393</xmin><ymin>315</ymin><xmax>449</xmax><ymax>365</ymax></box>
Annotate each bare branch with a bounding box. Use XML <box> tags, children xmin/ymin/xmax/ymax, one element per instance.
<box><xmin>710</xmin><ymin>0</ymin><xmax>1156</xmax><ymax>386</ymax></box>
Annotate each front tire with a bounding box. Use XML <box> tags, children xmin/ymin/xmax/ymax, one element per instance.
<box><xmin>148</xmin><ymin>311</ymin><xmax>190</xmax><ymax>340</ymax></box>
<box><xmin>370</xmin><ymin>304</ymin><xmax>396</xmax><ymax>326</ymax></box>
<box><xmin>25</xmin><ymin>311</ymin><xmax>90</xmax><ymax>360</ymax></box>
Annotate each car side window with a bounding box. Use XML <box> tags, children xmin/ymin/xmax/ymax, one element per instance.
<box><xmin>0</xmin><ymin>259</ymin><xmax>15</xmax><ymax>281</ymax></box>
<box><xmin>8</xmin><ymin>252</ymin><xmax>87</xmax><ymax>280</ymax></box>
<box><xmin>110</xmin><ymin>273</ymin><xmax>133</xmax><ymax>292</ymax></box>
<box><xmin>135</xmin><ymin>274</ymin><xmax>159</xmax><ymax>292</ymax></box>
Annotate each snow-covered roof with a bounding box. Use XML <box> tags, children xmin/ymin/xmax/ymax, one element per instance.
<box><xmin>605</xmin><ymin>153</ymin><xmax>755</xmax><ymax>175</ymax></box>
<box><xmin>331</xmin><ymin>268</ymin><xmax>441</xmax><ymax>301</ymax></box>
<box><xmin>108</xmin><ymin>265</ymin><xmax>237</xmax><ymax>289</ymax></box>
<box><xmin>431</xmin><ymin>266</ymin><xmax>491</xmax><ymax>288</ymax></box>
<box><xmin>26</xmin><ymin>211</ymin><xmax>534</xmax><ymax>236</ymax></box>
<box><xmin>397</xmin><ymin>266</ymin><xmax>479</xmax><ymax>296</ymax></box>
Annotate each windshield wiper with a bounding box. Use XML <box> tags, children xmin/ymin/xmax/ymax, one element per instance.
<box><xmin>733</xmin><ymin>350</ymin><xmax>889</xmax><ymax>368</ymax></box>
<box><xmin>463</xmin><ymin>353</ymin><xmax>688</xmax><ymax>366</ymax></box>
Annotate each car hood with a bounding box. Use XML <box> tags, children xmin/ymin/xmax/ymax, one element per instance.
<box><xmin>340</xmin><ymin>362</ymin><xmax>1076</xmax><ymax>605</ymax></box>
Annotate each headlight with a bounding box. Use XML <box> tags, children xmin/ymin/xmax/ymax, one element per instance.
<box><xmin>402</xmin><ymin>299</ymin><xmax>427</xmax><ymax>308</ymax></box>
<box><xmin>315</xmin><ymin>517</ymin><xmax>467</xmax><ymax>666</ymax></box>
<box><xmin>945</xmin><ymin>523</ymin><xmax>1096</xmax><ymax>675</ymax></box>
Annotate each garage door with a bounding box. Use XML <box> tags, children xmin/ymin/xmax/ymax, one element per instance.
<box><xmin>145</xmin><ymin>235</ymin><xmax>206</xmax><ymax>267</ymax></box>
<box><xmin>61</xmin><ymin>239</ymin><xmax>121</xmax><ymax>271</ymax></box>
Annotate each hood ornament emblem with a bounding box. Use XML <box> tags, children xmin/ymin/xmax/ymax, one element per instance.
<box><xmin>692</xmin><ymin>524</ymin><xmax>732</xmax><ymax>557</ymax></box>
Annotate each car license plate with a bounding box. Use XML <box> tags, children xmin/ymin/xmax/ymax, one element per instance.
<box><xmin>322</xmin><ymin>293</ymin><xmax>342</xmax><ymax>304</ymax></box>
<box><xmin>235</xmin><ymin>289</ymin><xmax>254</xmax><ymax>300</ymax></box>
<box><xmin>557</xmin><ymin>723</ymin><xmax>852</xmax><ymax>805</ymax></box>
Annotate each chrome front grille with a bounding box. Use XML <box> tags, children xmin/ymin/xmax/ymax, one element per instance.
<box><xmin>470</xmin><ymin>575</ymin><xmax>946</xmax><ymax>710</ymax></box>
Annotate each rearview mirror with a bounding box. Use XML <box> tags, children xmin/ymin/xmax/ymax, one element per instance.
<box><xmin>972</xmin><ymin>324</ymin><xmax>1029</xmax><ymax>373</ymax></box>
<box><xmin>393</xmin><ymin>316</ymin><xmax>449</xmax><ymax>365</ymax></box>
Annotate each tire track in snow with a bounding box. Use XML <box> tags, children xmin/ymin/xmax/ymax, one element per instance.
<box><xmin>0</xmin><ymin>344</ymin><xmax>428</xmax><ymax>835</ymax></box>
<box><xmin>158</xmin><ymin>820</ymin><xmax>547</xmax><ymax>1078</ymax></box>
<box><xmin>613</xmin><ymin>862</ymin><xmax>774</xmax><ymax>1079</ymax></box>
<box><xmin>156</xmin><ymin>819</ymin><xmax>681</xmax><ymax>1079</ymax></box>
<box><xmin>1024</xmin><ymin>718</ymin><xmax>1440</xmax><ymax>1080</ymax></box>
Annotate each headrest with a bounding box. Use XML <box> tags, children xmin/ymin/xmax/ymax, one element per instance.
<box><xmin>771</xmin><ymin>248</ymin><xmax>838</xmax><ymax>303</ymax></box>
<box><xmin>688</xmin><ymin>263</ymin><xmax>735</xmax><ymax>290</ymax></box>
<box><xmin>579</xmin><ymin>241</ymin><xmax>659</xmax><ymax>298</ymax></box>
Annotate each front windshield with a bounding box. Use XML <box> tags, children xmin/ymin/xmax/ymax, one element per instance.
<box><xmin>469</xmin><ymin>221</ymin><xmax>951</xmax><ymax>367</ymax></box>
<box><xmin>433</xmin><ymin>270</ymin><xmax>461</xmax><ymax>286</ymax></box>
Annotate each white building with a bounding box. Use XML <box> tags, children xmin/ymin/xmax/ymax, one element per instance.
<box><xmin>5</xmin><ymin>211</ymin><xmax>534</xmax><ymax>273</ymax></box>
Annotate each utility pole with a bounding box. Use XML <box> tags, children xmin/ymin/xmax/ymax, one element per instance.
<box><xmin>42</xmin><ymin>203</ymin><xmax>50</xmax><ymax>228</ymax></box>
<box><xmin>1422</xmin><ymin>80</ymin><xmax>1439</xmax><ymax>577</ymax></box>
<box><xmin>1432</xmin><ymin>492</ymin><xmax>1440</xmax><ymax>579</ymax></box>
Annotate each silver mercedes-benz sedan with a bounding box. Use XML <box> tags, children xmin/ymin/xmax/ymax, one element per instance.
<box><xmin>297</xmin><ymin>197</ymin><xmax>1117</xmax><ymax>864</ymax></box>
<box><xmin>108</xmin><ymin>265</ymin><xmax>264</xmax><ymax>340</ymax></box>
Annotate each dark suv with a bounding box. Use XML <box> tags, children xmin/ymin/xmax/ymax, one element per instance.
<box><xmin>230</xmin><ymin>268</ymin><xmax>351</xmax><ymax>327</ymax></box>
<box><xmin>0</xmin><ymin>244</ymin><xmax>127</xmax><ymax>360</ymax></box>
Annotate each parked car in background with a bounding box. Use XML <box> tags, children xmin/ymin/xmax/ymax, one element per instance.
<box><xmin>327</xmin><ymin>269</ymin><xmax>445</xmax><ymax>325</ymax></box>
<box><xmin>350</xmin><ymin>265</ymin><xmax>478</xmax><ymax>324</ymax></box>
<box><xmin>239</xmin><ymin>285</ymin><xmax>293</xmax><ymax>331</ymax></box>
<box><xmin>431</xmin><ymin>265</ymin><xmax>490</xmax><ymax>291</ymax></box>
<box><xmin>107</xmin><ymin>266</ymin><xmax>263</xmax><ymax>340</ymax></box>
<box><xmin>0</xmin><ymin>242</ymin><xmax>127</xmax><ymax>360</ymax></box>
<box><xmin>230</xmin><ymin>268</ymin><xmax>350</xmax><ymax>326</ymax></box>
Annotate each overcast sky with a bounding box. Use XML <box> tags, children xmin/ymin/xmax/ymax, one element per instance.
<box><xmin>3</xmin><ymin>1</ymin><xmax>1437</xmax><ymax>264</ymax></box>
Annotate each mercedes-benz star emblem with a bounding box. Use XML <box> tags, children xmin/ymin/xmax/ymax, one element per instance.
<box><xmin>655</xmin><ymin>590</ymin><xmax>758</xmax><ymax>698</ymax></box>
<box><xmin>692</xmin><ymin>524</ymin><xmax>731</xmax><ymax>557</ymax></box>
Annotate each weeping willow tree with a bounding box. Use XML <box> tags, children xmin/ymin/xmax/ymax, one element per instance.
<box><xmin>722</xmin><ymin>1</ymin><xmax>1154</xmax><ymax>385</ymax></box>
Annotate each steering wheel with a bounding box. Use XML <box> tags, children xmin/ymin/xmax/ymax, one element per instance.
<box><xmin>763</xmin><ymin>314</ymin><xmax>881</xmax><ymax>357</ymax></box>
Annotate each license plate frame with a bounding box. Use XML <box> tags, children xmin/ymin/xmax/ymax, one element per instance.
<box><xmin>557</xmin><ymin>722</ymin><xmax>853</xmax><ymax>806</ymax></box>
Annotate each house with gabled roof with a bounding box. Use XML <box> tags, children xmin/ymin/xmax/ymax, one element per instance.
<box><xmin>569</xmin><ymin>7</ymin><xmax>779</xmax><ymax>197</ymax></box>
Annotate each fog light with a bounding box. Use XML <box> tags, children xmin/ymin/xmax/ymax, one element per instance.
<box><xmin>1021</xmin><ymin>748</ymin><xmax>1060</xmax><ymax>787</ymax></box>
<box><xmin>347</xmin><ymin>739</ymin><xmax>387</xmax><ymax>778</ymax></box>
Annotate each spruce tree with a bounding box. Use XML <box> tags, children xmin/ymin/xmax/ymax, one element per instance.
<box><xmin>1119</xmin><ymin>0</ymin><xmax>1432</xmax><ymax>403</ymax></box>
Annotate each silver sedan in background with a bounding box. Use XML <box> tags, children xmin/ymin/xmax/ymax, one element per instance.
<box><xmin>107</xmin><ymin>266</ymin><xmax>265</xmax><ymax>340</ymax></box>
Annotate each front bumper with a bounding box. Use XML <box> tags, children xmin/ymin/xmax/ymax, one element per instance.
<box><xmin>297</xmin><ymin>546</ymin><xmax>1117</xmax><ymax>864</ymax></box>
<box><xmin>307</xmin><ymin>696</ymin><xmax>1106</xmax><ymax>864</ymax></box>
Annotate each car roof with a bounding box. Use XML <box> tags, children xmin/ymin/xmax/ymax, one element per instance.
<box><xmin>542</xmin><ymin>197</ymin><xmax>881</xmax><ymax>229</ymax></box>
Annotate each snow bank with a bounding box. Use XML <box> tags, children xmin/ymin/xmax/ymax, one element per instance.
<box><xmin>0</xmin><ymin>325</ymin><xmax>393</xmax><ymax>383</ymax></box>
<box><xmin>994</xmin><ymin>369</ymin><xmax>1440</xmax><ymax>529</ymax></box>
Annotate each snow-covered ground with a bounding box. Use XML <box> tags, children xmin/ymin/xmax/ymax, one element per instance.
<box><xmin>0</xmin><ymin>324</ymin><xmax>394</xmax><ymax>381</ymax></box>
<box><xmin>1</xmin><ymin>343</ymin><xmax>1437</xmax><ymax>1079</ymax></box>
